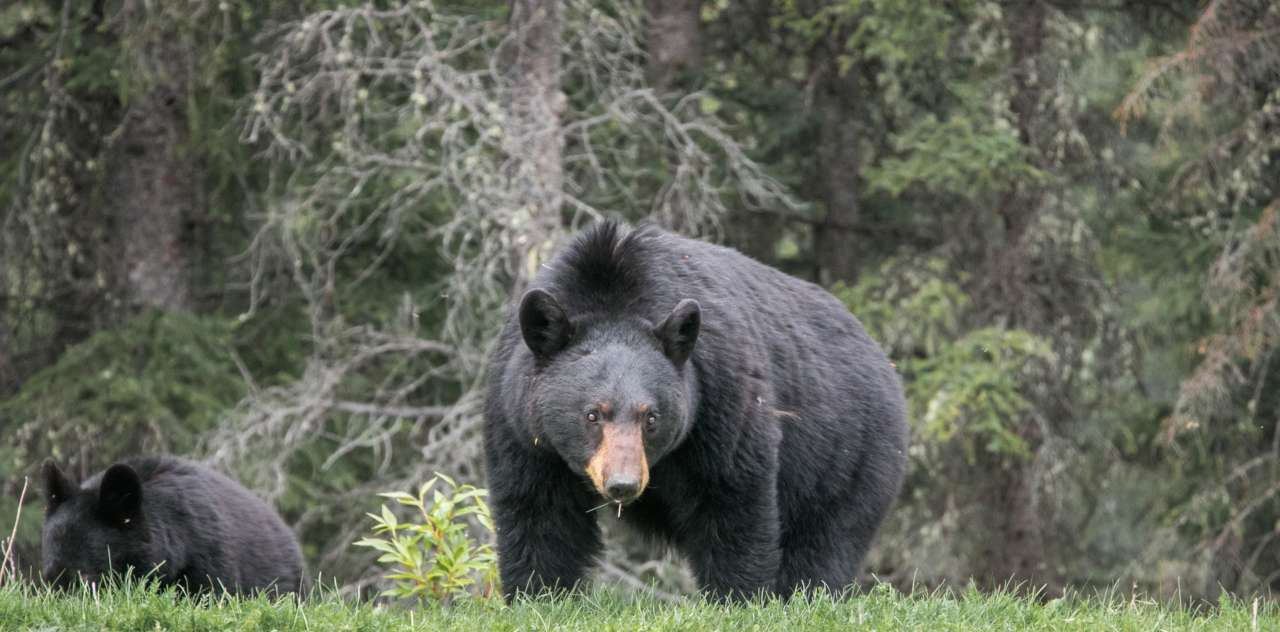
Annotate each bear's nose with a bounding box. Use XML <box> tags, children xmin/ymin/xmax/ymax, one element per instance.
<box><xmin>604</xmin><ymin>475</ymin><xmax>641</xmax><ymax>502</ymax></box>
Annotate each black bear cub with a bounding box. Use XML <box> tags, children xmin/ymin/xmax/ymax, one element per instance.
<box><xmin>485</xmin><ymin>222</ymin><xmax>909</xmax><ymax>601</ymax></box>
<box><xmin>41</xmin><ymin>455</ymin><xmax>304</xmax><ymax>595</ymax></box>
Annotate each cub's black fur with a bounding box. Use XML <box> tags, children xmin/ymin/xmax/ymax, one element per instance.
<box><xmin>484</xmin><ymin>222</ymin><xmax>908</xmax><ymax>600</ymax></box>
<box><xmin>41</xmin><ymin>455</ymin><xmax>304</xmax><ymax>595</ymax></box>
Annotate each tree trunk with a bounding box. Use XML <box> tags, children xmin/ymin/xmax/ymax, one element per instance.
<box><xmin>811</xmin><ymin>38</ymin><xmax>861</xmax><ymax>286</ymax></box>
<box><xmin>104</xmin><ymin>10</ymin><xmax>195</xmax><ymax>312</ymax></box>
<box><xmin>106</xmin><ymin>90</ymin><xmax>195</xmax><ymax>312</ymax></box>
<box><xmin>969</xmin><ymin>0</ymin><xmax>1056</xmax><ymax>594</ymax></box>
<box><xmin>0</xmin><ymin>322</ymin><xmax>12</xmax><ymax>393</ymax></box>
<box><xmin>645</xmin><ymin>0</ymin><xmax>703</xmax><ymax>233</ymax></box>
<box><xmin>969</xmin><ymin>450</ymin><xmax>1052</xmax><ymax>593</ymax></box>
<box><xmin>645</xmin><ymin>0</ymin><xmax>702</xmax><ymax>93</ymax></box>
<box><xmin>507</xmin><ymin>0</ymin><xmax>566</xmax><ymax>278</ymax></box>
<box><xmin>727</xmin><ymin>211</ymin><xmax>784</xmax><ymax>265</ymax></box>
<box><xmin>984</xmin><ymin>0</ymin><xmax>1047</xmax><ymax>325</ymax></box>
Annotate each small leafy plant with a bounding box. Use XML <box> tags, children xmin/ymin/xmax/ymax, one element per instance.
<box><xmin>354</xmin><ymin>474</ymin><xmax>499</xmax><ymax>605</ymax></box>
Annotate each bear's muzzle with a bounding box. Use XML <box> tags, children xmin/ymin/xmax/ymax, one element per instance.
<box><xmin>586</xmin><ymin>422</ymin><xmax>648</xmax><ymax>503</ymax></box>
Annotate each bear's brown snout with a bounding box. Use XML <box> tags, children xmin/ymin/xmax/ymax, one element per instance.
<box><xmin>586</xmin><ymin>422</ymin><xmax>649</xmax><ymax>503</ymax></box>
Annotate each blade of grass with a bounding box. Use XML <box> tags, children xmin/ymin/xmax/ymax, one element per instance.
<box><xmin>0</xmin><ymin>477</ymin><xmax>28</xmax><ymax>587</ymax></box>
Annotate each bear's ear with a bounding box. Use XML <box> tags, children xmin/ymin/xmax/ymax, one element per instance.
<box><xmin>519</xmin><ymin>288</ymin><xmax>573</xmax><ymax>360</ymax></box>
<box><xmin>42</xmin><ymin>458</ymin><xmax>75</xmax><ymax>510</ymax></box>
<box><xmin>98</xmin><ymin>463</ymin><xmax>143</xmax><ymax>527</ymax></box>
<box><xmin>655</xmin><ymin>299</ymin><xmax>701</xmax><ymax>366</ymax></box>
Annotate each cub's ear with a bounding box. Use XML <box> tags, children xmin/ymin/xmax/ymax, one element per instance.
<box><xmin>519</xmin><ymin>288</ymin><xmax>573</xmax><ymax>360</ymax></box>
<box><xmin>98</xmin><ymin>463</ymin><xmax>144</xmax><ymax>527</ymax></box>
<box><xmin>42</xmin><ymin>458</ymin><xmax>75</xmax><ymax>510</ymax></box>
<box><xmin>656</xmin><ymin>299</ymin><xmax>701</xmax><ymax>366</ymax></box>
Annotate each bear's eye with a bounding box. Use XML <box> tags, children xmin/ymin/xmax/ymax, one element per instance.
<box><xmin>646</xmin><ymin>413</ymin><xmax>657</xmax><ymax>429</ymax></box>
<box><xmin>586</xmin><ymin>411</ymin><xmax>599</xmax><ymax>423</ymax></box>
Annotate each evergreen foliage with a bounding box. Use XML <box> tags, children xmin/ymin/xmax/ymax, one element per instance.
<box><xmin>2</xmin><ymin>0</ymin><xmax>1278</xmax><ymax>602</ymax></box>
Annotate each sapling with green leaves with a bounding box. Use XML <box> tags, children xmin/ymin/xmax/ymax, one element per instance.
<box><xmin>354</xmin><ymin>474</ymin><xmax>499</xmax><ymax>605</ymax></box>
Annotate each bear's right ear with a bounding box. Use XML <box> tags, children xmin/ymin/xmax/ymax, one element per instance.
<box><xmin>98</xmin><ymin>463</ymin><xmax>144</xmax><ymax>527</ymax></box>
<box><xmin>656</xmin><ymin>299</ymin><xmax>701</xmax><ymax>366</ymax></box>
<box><xmin>42</xmin><ymin>458</ymin><xmax>74</xmax><ymax>509</ymax></box>
<box><xmin>519</xmin><ymin>288</ymin><xmax>573</xmax><ymax>360</ymax></box>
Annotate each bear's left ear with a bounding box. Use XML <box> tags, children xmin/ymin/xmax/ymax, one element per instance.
<box><xmin>42</xmin><ymin>458</ymin><xmax>75</xmax><ymax>510</ymax></box>
<box><xmin>98</xmin><ymin>463</ymin><xmax>143</xmax><ymax>528</ymax></box>
<box><xmin>655</xmin><ymin>299</ymin><xmax>701</xmax><ymax>366</ymax></box>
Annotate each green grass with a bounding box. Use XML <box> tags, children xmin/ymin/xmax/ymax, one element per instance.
<box><xmin>0</xmin><ymin>580</ymin><xmax>1276</xmax><ymax>631</ymax></box>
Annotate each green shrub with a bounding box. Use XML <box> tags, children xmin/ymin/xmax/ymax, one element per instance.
<box><xmin>354</xmin><ymin>474</ymin><xmax>499</xmax><ymax>605</ymax></box>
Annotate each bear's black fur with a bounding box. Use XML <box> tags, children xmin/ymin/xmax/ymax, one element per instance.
<box><xmin>41</xmin><ymin>455</ymin><xmax>304</xmax><ymax>595</ymax></box>
<box><xmin>484</xmin><ymin>222</ymin><xmax>908</xmax><ymax>601</ymax></box>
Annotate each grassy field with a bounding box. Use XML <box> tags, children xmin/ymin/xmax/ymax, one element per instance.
<box><xmin>0</xmin><ymin>580</ymin><xmax>1275</xmax><ymax>631</ymax></box>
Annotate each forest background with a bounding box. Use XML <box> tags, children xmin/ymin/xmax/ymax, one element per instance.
<box><xmin>1</xmin><ymin>0</ymin><xmax>1278</xmax><ymax>602</ymax></box>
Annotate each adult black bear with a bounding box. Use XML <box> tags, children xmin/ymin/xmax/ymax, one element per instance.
<box><xmin>41</xmin><ymin>456</ymin><xmax>304</xmax><ymax>595</ymax></box>
<box><xmin>484</xmin><ymin>222</ymin><xmax>908</xmax><ymax>601</ymax></box>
